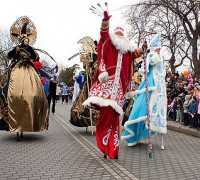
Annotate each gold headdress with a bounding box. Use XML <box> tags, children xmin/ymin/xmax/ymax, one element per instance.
<box><xmin>78</xmin><ymin>36</ymin><xmax>96</xmax><ymax>64</ymax></box>
<box><xmin>10</xmin><ymin>16</ymin><xmax>37</xmax><ymax>45</ymax></box>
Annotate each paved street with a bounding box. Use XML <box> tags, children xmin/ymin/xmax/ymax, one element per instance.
<box><xmin>0</xmin><ymin>102</ymin><xmax>200</xmax><ymax>180</ymax></box>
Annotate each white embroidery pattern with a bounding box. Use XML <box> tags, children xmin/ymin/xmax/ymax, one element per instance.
<box><xmin>111</xmin><ymin>53</ymin><xmax>123</xmax><ymax>101</ymax></box>
<box><xmin>99</xmin><ymin>58</ymin><xmax>106</xmax><ymax>72</ymax></box>
<box><xmin>113</xmin><ymin>130</ymin><xmax>119</xmax><ymax>150</ymax></box>
<box><xmin>102</xmin><ymin>129</ymin><xmax>112</xmax><ymax>146</ymax></box>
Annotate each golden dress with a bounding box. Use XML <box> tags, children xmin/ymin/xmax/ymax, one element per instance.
<box><xmin>6</xmin><ymin>45</ymin><xmax>49</xmax><ymax>132</ymax></box>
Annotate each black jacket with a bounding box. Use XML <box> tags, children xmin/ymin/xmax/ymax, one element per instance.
<box><xmin>49</xmin><ymin>80</ymin><xmax>57</xmax><ymax>96</ymax></box>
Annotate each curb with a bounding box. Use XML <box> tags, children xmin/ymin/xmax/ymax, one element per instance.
<box><xmin>167</xmin><ymin>123</ymin><xmax>200</xmax><ymax>138</ymax></box>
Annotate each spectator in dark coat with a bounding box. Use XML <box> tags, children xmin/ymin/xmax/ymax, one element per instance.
<box><xmin>48</xmin><ymin>75</ymin><xmax>57</xmax><ymax>114</ymax></box>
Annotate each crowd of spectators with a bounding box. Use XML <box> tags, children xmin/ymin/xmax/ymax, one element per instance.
<box><xmin>167</xmin><ymin>71</ymin><xmax>200</xmax><ymax>129</ymax></box>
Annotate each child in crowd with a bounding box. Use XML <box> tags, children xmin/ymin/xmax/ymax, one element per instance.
<box><xmin>166</xmin><ymin>71</ymin><xmax>200</xmax><ymax>129</ymax></box>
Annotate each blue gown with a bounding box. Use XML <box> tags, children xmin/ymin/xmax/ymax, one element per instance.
<box><xmin>122</xmin><ymin>66</ymin><xmax>156</xmax><ymax>146</ymax></box>
<box><xmin>122</xmin><ymin>51</ymin><xmax>167</xmax><ymax>146</ymax></box>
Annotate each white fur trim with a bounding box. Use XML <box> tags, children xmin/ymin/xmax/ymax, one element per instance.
<box><xmin>98</xmin><ymin>71</ymin><xmax>109</xmax><ymax>83</ymax></box>
<box><xmin>121</xmin><ymin>115</ymin><xmax>167</xmax><ymax>146</ymax></box>
<box><xmin>109</xmin><ymin>33</ymin><xmax>135</xmax><ymax>53</ymax></box>
<box><xmin>121</xmin><ymin>115</ymin><xmax>147</xmax><ymax>140</ymax></box>
<box><xmin>126</xmin><ymin>142</ymin><xmax>137</xmax><ymax>146</ymax></box>
<box><xmin>121</xmin><ymin>115</ymin><xmax>148</xmax><ymax>146</ymax></box>
<box><xmin>83</xmin><ymin>96</ymin><xmax>124</xmax><ymax>117</ymax></box>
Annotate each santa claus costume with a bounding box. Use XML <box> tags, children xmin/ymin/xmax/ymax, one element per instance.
<box><xmin>83</xmin><ymin>7</ymin><xmax>142</xmax><ymax>159</ymax></box>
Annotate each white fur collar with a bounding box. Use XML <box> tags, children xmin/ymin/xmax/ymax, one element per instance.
<box><xmin>109</xmin><ymin>33</ymin><xmax>135</xmax><ymax>53</ymax></box>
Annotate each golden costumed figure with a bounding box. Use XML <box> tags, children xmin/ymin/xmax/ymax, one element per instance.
<box><xmin>0</xmin><ymin>16</ymin><xmax>49</xmax><ymax>140</ymax></box>
<box><xmin>70</xmin><ymin>37</ymin><xmax>99</xmax><ymax>132</ymax></box>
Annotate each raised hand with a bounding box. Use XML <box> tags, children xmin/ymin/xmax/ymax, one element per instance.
<box><xmin>89</xmin><ymin>2</ymin><xmax>111</xmax><ymax>20</ymax></box>
<box><xmin>89</xmin><ymin>5</ymin><xmax>103</xmax><ymax>17</ymax></box>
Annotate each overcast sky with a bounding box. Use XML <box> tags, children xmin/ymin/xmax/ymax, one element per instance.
<box><xmin>0</xmin><ymin>0</ymin><xmax>139</xmax><ymax>67</ymax></box>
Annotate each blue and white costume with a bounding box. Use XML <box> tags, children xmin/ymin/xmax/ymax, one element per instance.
<box><xmin>72</xmin><ymin>72</ymin><xmax>85</xmax><ymax>102</ymax></box>
<box><xmin>121</xmin><ymin>35</ymin><xmax>167</xmax><ymax>146</ymax></box>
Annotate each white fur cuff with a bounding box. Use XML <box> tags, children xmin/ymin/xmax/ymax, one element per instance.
<box><xmin>98</xmin><ymin>71</ymin><xmax>109</xmax><ymax>83</ymax></box>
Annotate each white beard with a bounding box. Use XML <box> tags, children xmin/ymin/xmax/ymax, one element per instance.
<box><xmin>109</xmin><ymin>33</ymin><xmax>135</xmax><ymax>53</ymax></box>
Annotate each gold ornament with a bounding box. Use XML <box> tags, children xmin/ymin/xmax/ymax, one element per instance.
<box><xmin>10</xmin><ymin>16</ymin><xmax>37</xmax><ymax>45</ymax></box>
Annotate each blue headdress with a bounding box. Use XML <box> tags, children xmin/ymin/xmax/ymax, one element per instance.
<box><xmin>150</xmin><ymin>34</ymin><xmax>161</xmax><ymax>50</ymax></box>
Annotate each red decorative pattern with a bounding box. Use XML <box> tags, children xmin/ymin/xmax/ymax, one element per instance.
<box><xmin>89</xmin><ymin>75</ymin><xmax>124</xmax><ymax>108</ymax></box>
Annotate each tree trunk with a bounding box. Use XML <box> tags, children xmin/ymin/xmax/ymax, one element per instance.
<box><xmin>169</xmin><ymin>55</ymin><xmax>176</xmax><ymax>73</ymax></box>
<box><xmin>197</xmin><ymin>21</ymin><xmax>200</xmax><ymax>37</ymax></box>
<box><xmin>192</xmin><ymin>38</ymin><xmax>200</xmax><ymax>80</ymax></box>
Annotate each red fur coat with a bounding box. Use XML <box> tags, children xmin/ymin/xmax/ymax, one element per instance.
<box><xmin>83</xmin><ymin>19</ymin><xmax>142</xmax><ymax>116</ymax></box>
